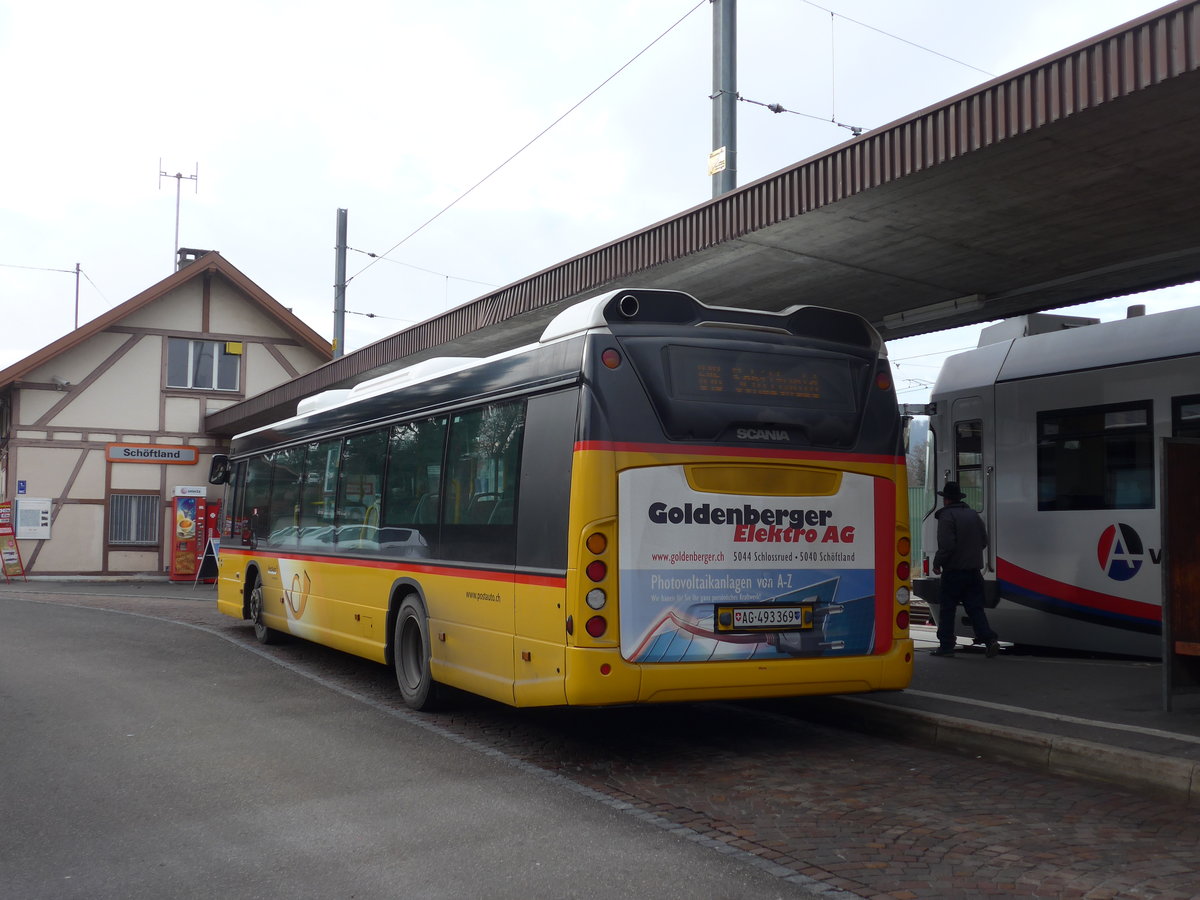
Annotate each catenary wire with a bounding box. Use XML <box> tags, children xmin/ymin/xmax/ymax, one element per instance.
<box><xmin>348</xmin><ymin>0</ymin><xmax>708</xmax><ymax>285</ymax></box>
<box><xmin>800</xmin><ymin>0</ymin><xmax>995</xmax><ymax>77</ymax></box>
<box><xmin>0</xmin><ymin>262</ymin><xmax>77</xmax><ymax>274</ymax></box>
<box><xmin>347</xmin><ymin>247</ymin><xmax>498</xmax><ymax>289</ymax></box>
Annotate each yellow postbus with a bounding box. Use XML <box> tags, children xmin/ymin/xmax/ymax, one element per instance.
<box><xmin>209</xmin><ymin>288</ymin><xmax>913</xmax><ymax>708</ymax></box>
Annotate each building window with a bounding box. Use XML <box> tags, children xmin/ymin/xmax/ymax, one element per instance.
<box><xmin>110</xmin><ymin>494</ymin><xmax>161</xmax><ymax>545</ymax></box>
<box><xmin>1037</xmin><ymin>402</ymin><xmax>1154</xmax><ymax>511</ymax></box>
<box><xmin>167</xmin><ymin>338</ymin><xmax>240</xmax><ymax>391</ymax></box>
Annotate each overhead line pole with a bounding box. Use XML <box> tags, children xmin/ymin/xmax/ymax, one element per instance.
<box><xmin>333</xmin><ymin>208</ymin><xmax>348</xmax><ymax>358</ymax></box>
<box><xmin>711</xmin><ymin>0</ymin><xmax>737</xmax><ymax>197</ymax></box>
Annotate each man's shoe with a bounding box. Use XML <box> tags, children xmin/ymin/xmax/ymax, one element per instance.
<box><xmin>929</xmin><ymin>648</ymin><xmax>955</xmax><ymax>657</ymax></box>
<box><xmin>985</xmin><ymin>639</ymin><xmax>1000</xmax><ymax>658</ymax></box>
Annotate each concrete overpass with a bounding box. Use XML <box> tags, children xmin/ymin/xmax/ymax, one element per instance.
<box><xmin>208</xmin><ymin>0</ymin><xmax>1200</xmax><ymax>436</ymax></box>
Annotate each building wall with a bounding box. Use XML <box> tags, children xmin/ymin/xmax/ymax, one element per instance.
<box><xmin>4</xmin><ymin>271</ymin><xmax>328</xmax><ymax>577</ymax></box>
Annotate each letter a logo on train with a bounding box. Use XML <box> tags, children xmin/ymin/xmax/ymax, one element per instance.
<box><xmin>1096</xmin><ymin>523</ymin><xmax>1144</xmax><ymax>582</ymax></box>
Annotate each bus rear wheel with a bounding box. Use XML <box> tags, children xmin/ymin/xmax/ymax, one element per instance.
<box><xmin>248</xmin><ymin>572</ymin><xmax>281</xmax><ymax>645</ymax></box>
<box><xmin>395</xmin><ymin>595</ymin><xmax>439</xmax><ymax>710</ymax></box>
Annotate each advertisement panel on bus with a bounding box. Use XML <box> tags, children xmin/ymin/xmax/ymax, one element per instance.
<box><xmin>619</xmin><ymin>466</ymin><xmax>877</xmax><ymax>662</ymax></box>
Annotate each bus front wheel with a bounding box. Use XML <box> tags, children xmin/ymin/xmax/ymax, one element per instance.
<box><xmin>248</xmin><ymin>572</ymin><xmax>281</xmax><ymax>645</ymax></box>
<box><xmin>395</xmin><ymin>595</ymin><xmax>439</xmax><ymax>710</ymax></box>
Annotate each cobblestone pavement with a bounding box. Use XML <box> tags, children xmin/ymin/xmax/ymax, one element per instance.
<box><xmin>10</xmin><ymin>585</ymin><xmax>1200</xmax><ymax>899</ymax></box>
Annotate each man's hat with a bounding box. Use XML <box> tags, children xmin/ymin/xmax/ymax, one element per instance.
<box><xmin>936</xmin><ymin>481</ymin><xmax>965</xmax><ymax>500</ymax></box>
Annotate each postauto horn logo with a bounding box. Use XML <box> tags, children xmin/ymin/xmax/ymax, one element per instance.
<box><xmin>1097</xmin><ymin>523</ymin><xmax>1144</xmax><ymax>581</ymax></box>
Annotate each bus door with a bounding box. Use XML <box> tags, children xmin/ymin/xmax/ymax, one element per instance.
<box><xmin>949</xmin><ymin>396</ymin><xmax>995</xmax><ymax>576</ymax></box>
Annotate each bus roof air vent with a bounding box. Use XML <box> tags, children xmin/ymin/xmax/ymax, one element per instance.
<box><xmin>348</xmin><ymin>357</ymin><xmax>480</xmax><ymax>400</ymax></box>
<box><xmin>297</xmin><ymin>389</ymin><xmax>352</xmax><ymax>417</ymax></box>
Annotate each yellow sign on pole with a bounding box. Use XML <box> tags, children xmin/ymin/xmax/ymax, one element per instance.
<box><xmin>707</xmin><ymin>146</ymin><xmax>727</xmax><ymax>176</ymax></box>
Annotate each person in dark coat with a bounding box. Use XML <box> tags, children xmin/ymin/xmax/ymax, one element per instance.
<box><xmin>930</xmin><ymin>481</ymin><xmax>999</xmax><ymax>658</ymax></box>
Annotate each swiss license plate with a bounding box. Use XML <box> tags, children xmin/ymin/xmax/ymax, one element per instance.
<box><xmin>715</xmin><ymin>604</ymin><xmax>813</xmax><ymax>632</ymax></box>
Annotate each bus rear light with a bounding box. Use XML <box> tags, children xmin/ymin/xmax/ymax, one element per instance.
<box><xmin>896</xmin><ymin>561</ymin><xmax>911</xmax><ymax>581</ymax></box>
<box><xmin>585</xmin><ymin>616</ymin><xmax>607</xmax><ymax>638</ymax></box>
<box><xmin>586</xmin><ymin>532</ymin><xmax>607</xmax><ymax>554</ymax></box>
<box><xmin>897</xmin><ymin>609</ymin><xmax>909</xmax><ymax>630</ymax></box>
<box><xmin>601</xmin><ymin>348</ymin><xmax>622</xmax><ymax>369</ymax></box>
<box><xmin>565</xmin><ymin>615</ymin><xmax>574</xmax><ymax>635</ymax></box>
<box><xmin>896</xmin><ymin>586</ymin><xmax>910</xmax><ymax>605</ymax></box>
<box><xmin>585</xmin><ymin>560</ymin><xmax>607</xmax><ymax>582</ymax></box>
<box><xmin>586</xmin><ymin>588</ymin><xmax>606</xmax><ymax>610</ymax></box>
<box><xmin>897</xmin><ymin>536</ymin><xmax>910</xmax><ymax>557</ymax></box>
<box><xmin>600</xmin><ymin>663</ymin><xmax>612</xmax><ymax>675</ymax></box>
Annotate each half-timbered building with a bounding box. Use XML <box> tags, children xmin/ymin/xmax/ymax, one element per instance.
<box><xmin>0</xmin><ymin>250</ymin><xmax>330</xmax><ymax>577</ymax></box>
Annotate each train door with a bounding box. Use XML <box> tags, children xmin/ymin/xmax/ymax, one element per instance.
<box><xmin>914</xmin><ymin>391</ymin><xmax>996</xmax><ymax>618</ymax></box>
<box><xmin>947</xmin><ymin>395</ymin><xmax>995</xmax><ymax>576</ymax></box>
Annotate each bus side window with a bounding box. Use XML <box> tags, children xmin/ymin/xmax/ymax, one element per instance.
<box><xmin>336</xmin><ymin>428</ymin><xmax>389</xmax><ymax>550</ymax></box>
<box><xmin>244</xmin><ymin>455</ymin><xmax>273</xmax><ymax>546</ymax></box>
<box><xmin>297</xmin><ymin>439</ymin><xmax>341</xmax><ymax>548</ymax></box>
<box><xmin>382</xmin><ymin>416</ymin><xmax>447</xmax><ymax>555</ymax></box>
<box><xmin>222</xmin><ymin>460</ymin><xmax>247</xmax><ymax>540</ymax></box>
<box><xmin>264</xmin><ymin>445</ymin><xmax>304</xmax><ymax>548</ymax></box>
<box><xmin>441</xmin><ymin>401</ymin><xmax>525</xmax><ymax>564</ymax></box>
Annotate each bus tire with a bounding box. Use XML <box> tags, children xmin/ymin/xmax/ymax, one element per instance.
<box><xmin>394</xmin><ymin>594</ymin><xmax>439</xmax><ymax>710</ymax></box>
<box><xmin>248</xmin><ymin>571</ymin><xmax>282</xmax><ymax>645</ymax></box>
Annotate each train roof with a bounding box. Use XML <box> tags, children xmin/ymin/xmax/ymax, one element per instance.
<box><xmin>933</xmin><ymin>304</ymin><xmax>1200</xmax><ymax>393</ymax></box>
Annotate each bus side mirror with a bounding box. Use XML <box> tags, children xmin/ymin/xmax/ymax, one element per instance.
<box><xmin>209</xmin><ymin>454</ymin><xmax>232</xmax><ymax>485</ymax></box>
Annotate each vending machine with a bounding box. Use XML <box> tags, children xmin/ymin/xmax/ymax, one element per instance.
<box><xmin>169</xmin><ymin>487</ymin><xmax>210</xmax><ymax>582</ymax></box>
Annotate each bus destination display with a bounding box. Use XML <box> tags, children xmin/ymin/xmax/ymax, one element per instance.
<box><xmin>667</xmin><ymin>346</ymin><xmax>855</xmax><ymax>410</ymax></box>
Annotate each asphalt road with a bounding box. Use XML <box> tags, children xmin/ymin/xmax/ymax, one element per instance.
<box><xmin>7</xmin><ymin>587</ymin><xmax>1200</xmax><ymax>899</ymax></box>
<box><xmin>0</xmin><ymin>598</ymin><xmax>810</xmax><ymax>900</ymax></box>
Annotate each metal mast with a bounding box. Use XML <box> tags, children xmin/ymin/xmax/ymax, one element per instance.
<box><xmin>710</xmin><ymin>0</ymin><xmax>737</xmax><ymax>197</ymax></box>
<box><xmin>158</xmin><ymin>160</ymin><xmax>199</xmax><ymax>268</ymax></box>
<box><xmin>333</xmin><ymin>209</ymin><xmax>348</xmax><ymax>358</ymax></box>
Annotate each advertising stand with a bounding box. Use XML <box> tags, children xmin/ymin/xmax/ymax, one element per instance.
<box><xmin>0</xmin><ymin>501</ymin><xmax>27</xmax><ymax>581</ymax></box>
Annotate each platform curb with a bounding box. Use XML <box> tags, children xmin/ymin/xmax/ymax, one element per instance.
<box><xmin>805</xmin><ymin>695</ymin><xmax>1200</xmax><ymax>805</ymax></box>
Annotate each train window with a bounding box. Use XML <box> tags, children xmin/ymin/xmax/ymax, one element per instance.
<box><xmin>1036</xmin><ymin>402</ymin><xmax>1153</xmax><ymax>510</ymax></box>
<box><xmin>954</xmin><ymin>420</ymin><xmax>984</xmax><ymax>511</ymax></box>
<box><xmin>1174</xmin><ymin>395</ymin><xmax>1200</xmax><ymax>438</ymax></box>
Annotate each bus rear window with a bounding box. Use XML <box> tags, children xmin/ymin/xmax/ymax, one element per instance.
<box><xmin>613</xmin><ymin>336</ymin><xmax>871</xmax><ymax>447</ymax></box>
<box><xmin>665</xmin><ymin>345</ymin><xmax>856</xmax><ymax>411</ymax></box>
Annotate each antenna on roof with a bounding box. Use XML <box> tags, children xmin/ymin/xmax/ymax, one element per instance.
<box><xmin>159</xmin><ymin>160</ymin><xmax>199</xmax><ymax>270</ymax></box>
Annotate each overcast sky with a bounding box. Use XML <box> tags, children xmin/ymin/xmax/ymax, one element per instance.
<box><xmin>2</xmin><ymin>0</ymin><xmax>1194</xmax><ymax>397</ymax></box>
